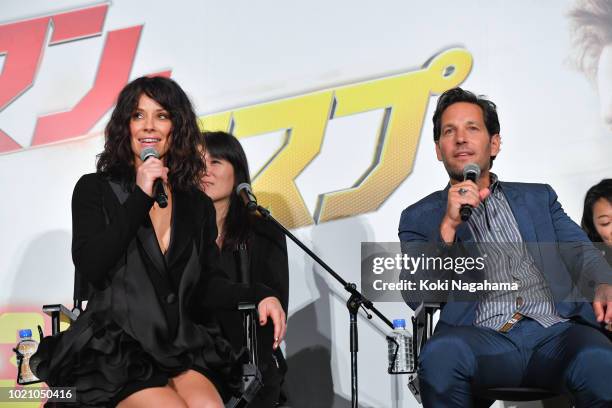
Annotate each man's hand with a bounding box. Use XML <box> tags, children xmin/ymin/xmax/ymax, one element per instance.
<box><xmin>440</xmin><ymin>181</ymin><xmax>490</xmax><ymax>242</ymax></box>
<box><xmin>593</xmin><ymin>283</ymin><xmax>612</xmax><ymax>331</ymax></box>
<box><xmin>258</xmin><ymin>296</ymin><xmax>287</xmax><ymax>349</ymax></box>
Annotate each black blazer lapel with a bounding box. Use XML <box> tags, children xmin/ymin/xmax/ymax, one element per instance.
<box><xmin>166</xmin><ymin>190</ymin><xmax>199</xmax><ymax>268</ymax></box>
<box><xmin>107</xmin><ymin>179</ymin><xmax>169</xmax><ymax>274</ymax></box>
<box><xmin>136</xmin><ymin>221</ymin><xmax>167</xmax><ymax>274</ymax></box>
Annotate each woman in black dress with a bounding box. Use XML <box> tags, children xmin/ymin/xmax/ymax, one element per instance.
<box><xmin>199</xmin><ymin>131</ymin><xmax>289</xmax><ymax>407</ymax></box>
<box><xmin>31</xmin><ymin>77</ymin><xmax>286</xmax><ymax>407</ymax></box>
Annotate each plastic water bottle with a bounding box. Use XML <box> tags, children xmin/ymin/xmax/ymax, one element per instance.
<box><xmin>16</xmin><ymin>329</ymin><xmax>39</xmax><ymax>384</ymax></box>
<box><xmin>387</xmin><ymin>318</ymin><xmax>413</xmax><ymax>374</ymax></box>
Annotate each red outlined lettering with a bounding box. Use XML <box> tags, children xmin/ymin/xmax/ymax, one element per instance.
<box><xmin>0</xmin><ymin>3</ymin><xmax>171</xmax><ymax>153</ymax></box>
<box><xmin>31</xmin><ymin>26</ymin><xmax>143</xmax><ymax>146</ymax></box>
<box><xmin>0</xmin><ymin>130</ymin><xmax>21</xmax><ymax>153</ymax></box>
<box><xmin>0</xmin><ymin>17</ymin><xmax>49</xmax><ymax>112</ymax></box>
<box><xmin>49</xmin><ymin>4</ymin><xmax>108</xmax><ymax>45</ymax></box>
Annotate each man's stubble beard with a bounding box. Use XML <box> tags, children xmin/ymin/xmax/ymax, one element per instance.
<box><xmin>443</xmin><ymin>161</ymin><xmax>465</xmax><ymax>183</ymax></box>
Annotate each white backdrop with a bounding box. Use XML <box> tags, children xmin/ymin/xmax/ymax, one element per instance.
<box><xmin>1</xmin><ymin>1</ymin><xmax>611</xmax><ymax>407</ymax></box>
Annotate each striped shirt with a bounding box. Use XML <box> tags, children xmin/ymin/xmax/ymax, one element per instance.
<box><xmin>467</xmin><ymin>174</ymin><xmax>566</xmax><ymax>331</ymax></box>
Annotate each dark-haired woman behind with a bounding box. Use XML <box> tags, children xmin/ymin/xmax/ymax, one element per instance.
<box><xmin>31</xmin><ymin>77</ymin><xmax>286</xmax><ymax>407</ymax></box>
<box><xmin>199</xmin><ymin>131</ymin><xmax>289</xmax><ymax>407</ymax></box>
<box><xmin>582</xmin><ymin>179</ymin><xmax>612</xmax><ymax>265</ymax></box>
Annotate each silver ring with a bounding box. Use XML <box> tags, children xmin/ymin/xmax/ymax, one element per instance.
<box><xmin>458</xmin><ymin>187</ymin><xmax>468</xmax><ymax>196</ymax></box>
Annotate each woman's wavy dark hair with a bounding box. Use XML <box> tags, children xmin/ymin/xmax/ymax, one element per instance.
<box><xmin>200</xmin><ymin>131</ymin><xmax>252</xmax><ymax>250</ymax></box>
<box><xmin>581</xmin><ymin>178</ymin><xmax>612</xmax><ymax>242</ymax></box>
<box><xmin>96</xmin><ymin>76</ymin><xmax>204</xmax><ymax>192</ymax></box>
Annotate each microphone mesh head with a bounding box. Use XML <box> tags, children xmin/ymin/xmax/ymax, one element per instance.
<box><xmin>463</xmin><ymin>163</ymin><xmax>481</xmax><ymax>180</ymax></box>
<box><xmin>235</xmin><ymin>182</ymin><xmax>251</xmax><ymax>195</ymax></box>
<box><xmin>140</xmin><ymin>147</ymin><xmax>159</xmax><ymax>162</ymax></box>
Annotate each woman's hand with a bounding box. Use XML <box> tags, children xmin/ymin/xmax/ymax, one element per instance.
<box><xmin>593</xmin><ymin>283</ymin><xmax>612</xmax><ymax>331</ymax></box>
<box><xmin>257</xmin><ymin>296</ymin><xmax>287</xmax><ymax>349</ymax></box>
<box><xmin>136</xmin><ymin>157</ymin><xmax>168</xmax><ymax>197</ymax></box>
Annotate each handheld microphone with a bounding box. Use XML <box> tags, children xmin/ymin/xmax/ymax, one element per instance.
<box><xmin>140</xmin><ymin>147</ymin><xmax>168</xmax><ymax>208</ymax></box>
<box><xmin>236</xmin><ymin>183</ymin><xmax>258</xmax><ymax>211</ymax></box>
<box><xmin>460</xmin><ymin>163</ymin><xmax>481</xmax><ymax>221</ymax></box>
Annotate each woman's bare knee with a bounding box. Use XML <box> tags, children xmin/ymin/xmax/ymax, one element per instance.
<box><xmin>117</xmin><ymin>386</ymin><xmax>188</xmax><ymax>408</ymax></box>
<box><xmin>183</xmin><ymin>394</ymin><xmax>224</xmax><ymax>408</ymax></box>
<box><xmin>171</xmin><ymin>370</ymin><xmax>223</xmax><ymax>408</ymax></box>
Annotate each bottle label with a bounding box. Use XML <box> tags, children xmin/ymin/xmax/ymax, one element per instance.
<box><xmin>16</xmin><ymin>340</ymin><xmax>40</xmax><ymax>384</ymax></box>
<box><xmin>387</xmin><ymin>332</ymin><xmax>414</xmax><ymax>374</ymax></box>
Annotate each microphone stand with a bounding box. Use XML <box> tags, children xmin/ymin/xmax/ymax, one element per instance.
<box><xmin>254</xmin><ymin>205</ymin><xmax>394</xmax><ymax>408</ymax></box>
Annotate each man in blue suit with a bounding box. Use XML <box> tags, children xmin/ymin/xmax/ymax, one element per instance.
<box><xmin>398</xmin><ymin>88</ymin><xmax>612</xmax><ymax>407</ymax></box>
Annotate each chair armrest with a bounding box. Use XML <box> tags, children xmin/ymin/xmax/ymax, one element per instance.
<box><xmin>411</xmin><ymin>302</ymin><xmax>441</xmax><ymax>366</ymax></box>
<box><xmin>42</xmin><ymin>304</ymin><xmax>79</xmax><ymax>335</ymax></box>
<box><xmin>414</xmin><ymin>302</ymin><xmax>441</xmax><ymax>321</ymax></box>
<box><xmin>407</xmin><ymin>302</ymin><xmax>440</xmax><ymax>404</ymax></box>
<box><xmin>238</xmin><ymin>302</ymin><xmax>259</xmax><ymax>365</ymax></box>
<box><xmin>238</xmin><ymin>302</ymin><xmax>256</xmax><ymax>311</ymax></box>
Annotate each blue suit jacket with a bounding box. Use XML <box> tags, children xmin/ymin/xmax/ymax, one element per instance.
<box><xmin>398</xmin><ymin>181</ymin><xmax>612</xmax><ymax>328</ymax></box>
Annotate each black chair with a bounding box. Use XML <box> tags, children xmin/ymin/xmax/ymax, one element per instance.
<box><xmin>42</xmin><ymin>269</ymin><xmax>88</xmax><ymax>336</ymax></box>
<box><xmin>41</xmin><ymin>269</ymin><xmax>263</xmax><ymax>408</ymax></box>
<box><xmin>225</xmin><ymin>301</ymin><xmax>263</xmax><ymax>408</ymax></box>
<box><xmin>225</xmin><ymin>243</ymin><xmax>265</xmax><ymax>407</ymax></box>
<box><xmin>407</xmin><ymin>302</ymin><xmax>573</xmax><ymax>406</ymax></box>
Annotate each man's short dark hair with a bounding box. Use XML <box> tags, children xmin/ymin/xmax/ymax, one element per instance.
<box><xmin>432</xmin><ymin>87</ymin><xmax>500</xmax><ymax>142</ymax></box>
<box><xmin>432</xmin><ymin>87</ymin><xmax>500</xmax><ymax>167</ymax></box>
<box><xmin>569</xmin><ymin>0</ymin><xmax>612</xmax><ymax>82</ymax></box>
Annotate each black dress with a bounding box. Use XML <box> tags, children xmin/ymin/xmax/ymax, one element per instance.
<box><xmin>31</xmin><ymin>173</ymin><xmax>276</xmax><ymax>407</ymax></box>
<box><xmin>215</xmin><ymin>216</ymin><xmax>289</xmax><ymax>407</ymax></box>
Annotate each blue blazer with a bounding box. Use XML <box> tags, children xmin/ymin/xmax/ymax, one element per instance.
<box><xmin>398</xmin><ymin>181</ymin><xmax>612</xmax><ymax>328</ymax></box>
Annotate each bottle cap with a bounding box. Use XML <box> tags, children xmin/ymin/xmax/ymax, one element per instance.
<box><xmin>392</xmin><ymin>319</ymin><xmax>406</xmax><ymax>329</ymax></box>
<box><xmin>19</xmin><ymin>329</ymin><xmax>32</xmax><ymax>338</ymax></box>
